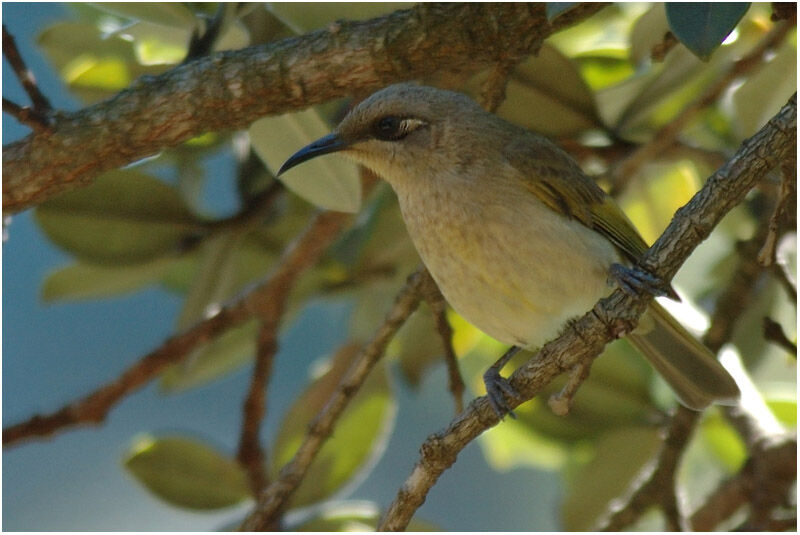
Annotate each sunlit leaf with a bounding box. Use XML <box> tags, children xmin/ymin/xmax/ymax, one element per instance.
<box><xmin>250</xmin><ymin>109</ymin><xmax>362</xmax><ymax>213</ymax></box>
<box><xmin>271</xmin><ymin>344</ymin><xmax>395</xmax><ymax>508</ymax></box>
<box><xmin>465</xmin><ymin>44</ymin><xmax>600</xmax><ymax>137</ymax></box>
<box><xmin>562</xmin><ymin>427</ymin><xmax>662</xmax><ymax>530</ymax></box>
<box><xmin>701</xmin><ymin>411</ymin><xmax>747</xmax><ymax>471</ymax></box>
<box><xmin>42</xmin><ymin>257</ymin><xmax>178</xmax><ymax>302</ymax></box>
<box><xmin>35</xmin><ymin>170</ymin><xmax>200</xmax><ymax>265</ymax></box>
<box><xmin>124</xmin><ymin>435</ymin><xmax>249</xmax><ymax>510</ymax></box>
<box><xmin>666</xmin><ymin>3</ymin><xmax>750</xmax><ymax>61</ymax></box>
<box><xmin>731</xmin><ymin>37</ymin><xmax>797</xmax><ymax>139</ymax></box>
<box><xmin>90</xmin><ymin>3</ymin><xmax>198</xmax><ymax>29</ymax></box>
<box><xmin>37</xmin><ymin>21</ymin><xmax>163</xmax><ymax>102</ymax></box>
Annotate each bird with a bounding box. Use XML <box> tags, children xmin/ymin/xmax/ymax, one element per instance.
<box><xmin>278</xmin><ymin>83</ymin><xmax>740</xmax><ymax>416</ymax></box>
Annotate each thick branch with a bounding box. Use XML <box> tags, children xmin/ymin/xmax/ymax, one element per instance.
<box><xmin>3</xmin><ymin>210</ymin><xmax>348</xmax><ymax>447</ymax></box>
<box><xmin>378</xmin><ymin>94</ymin><xmax>796</xmax><ymax>530</ymax></box>
<box><xmin>2</xmin><ymin>3</ymin><xmax>607</xmax><ymax>214</ymax></box>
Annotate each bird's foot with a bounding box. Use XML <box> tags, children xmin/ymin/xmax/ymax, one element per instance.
<box><xmin>608</xmin><ymin>263</ymin><xmax>676</xmax><ymax>299</ymax></box>
<box><xmin>483</xmin><ymin>346</ymin><xmax>522</xmax><ymax>419</ymax></box>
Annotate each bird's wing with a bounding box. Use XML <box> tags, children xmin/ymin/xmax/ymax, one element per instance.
<box><xmin>504</xmin><ymin>135</ymin><xmax>649</xmax><ymax>263</ymax></box>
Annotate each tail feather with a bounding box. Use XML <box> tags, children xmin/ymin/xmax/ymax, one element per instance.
<box><xmin>628</xmin><ymin>302</ymin><xmax>740</xmax><ymax>410</ymax></box>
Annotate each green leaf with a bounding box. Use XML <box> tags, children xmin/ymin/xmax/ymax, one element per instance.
<box><xmin>465</xmin><ymin>44</ymin><xmax>600</xmax><ymax>137</ymax></box>
<box><xmin>38</xmin><ymin>21</ymin><xmax>162</xmax><ymax>102</ymax></box>
<box><xmin>391</xmin><ymin>303</ymin><xmax>446</xmax><ymax>387</ymax></box>
<box><xmin>250</xmin><ymin>109</ymin><xmax>362</xmax><ymax>213</ymax></box>
<box><xmin>732</xmin><ymin>38</ymin><xmax>797</xmax><ymax>139</ymax></box>
<box><xmin>160</xmin><ymin>319</ymin><xmax>259</xmax><ymax>392</ymax></box>
<box><xmin>666</xmin><ymin>3</ymin><xmax>750</xmax><ymax>61</ymax></box>
<box><xmin>561</xmin><ymin>427</ymin><xmax>662</xmax><ymax>530</ymax></box>
<box><xmin>701</xmin><ymin>411</ymin><xmax>747</xmax><ymax>471</ymax></box>
<box><xmin>271</xmin><ymin>345</ymin><xmax>395</xmax><ymax>508</ymax></box>
<box><xmin>90</xmin><ymin>3</ymin><xmax>198</xmax><ymax>29</ymax></box>
<box><xmin>124</xmin><ymin>435</ymin><xmax>249</xmax><ymax>510</ymax></box>
<box><xmin>41</xmin><ymin>257</ymin><xmax>178</xmax><ymax>302</ymax></box>
<box><xmin>35</xmin><ymin>170</ymin><xmax>200</xmax><ymax>265</ymax></box>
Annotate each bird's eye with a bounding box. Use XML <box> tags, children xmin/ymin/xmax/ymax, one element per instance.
<box><xmin>371</xmin><ymin>116</ymin><xmax>426</xmax><ymax>141</ymax></box>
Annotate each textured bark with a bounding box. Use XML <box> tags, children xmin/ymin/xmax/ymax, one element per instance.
<box><xmin>3</xmin><ymin>3</ymin><xmax>607</xmax><ymax>213</ymax></box>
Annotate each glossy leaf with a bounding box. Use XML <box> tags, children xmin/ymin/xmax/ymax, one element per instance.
<box><xmin>271</xmin><ymin>344</ymin><xmax>395</xmax><ymax>508</ymax></box>
<box><xmin>124</xmin><ymin>435</ymin><xmax>249</xmax><ymax>510</ymax></box>
<box><xmin>250</xmin><ymin>109</ymin><xmax>362</xmax><ymax>213</ymax></box>
<box><xmin>701</xmin><ymin>411</ymin><xmax>747</xmax><ymax>471</ymax></box>
<box><xmin>392</xmin><ymin>303</ymin><xmax>446</xmax><ymax>387</ymax></box>
<box><xmin>732</xmin><ymin>39</ymin><xmax>797</xmax><ymax>139</ymax></box>
<box><xmin>160</xmin><ymin>319</ymin><xmax>259</xmax><ymax>392</ymax></box>
<box><xmin>37</xmin><ymin>21</ymin><xmax>163</xmax><ymax>102</ymax></box>
<box><xmin>465</xmin><ymin>44</ymin><xmax>600</xmax><ymax>137</ymax></box>
<box><xmin>35</xmin><ymin>170</ymin><xmax>200</xmax><ymax>265</ymax></box>
<box><xmin>90</xmin><ymin>3</ymin><xmax>198</xmax><ymax>29</ymax></box>
<box><xmin>41</xmin><ymin>257</ymin><xmax>178</xmax><ymax>302</ymax></box>
<box><xmin>666</xmin><ymin>3</ymin><xmax>750</xmax><ymax>61</ymax></box>
<box><xmin>561</xmin><ymin>427</ymin><xmax>662</xmax><ymax>530</ymax></box>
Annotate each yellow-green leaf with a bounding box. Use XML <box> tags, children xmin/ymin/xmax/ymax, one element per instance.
<box><xmin>250</xmin><ymin>109</ymin><xmax>362</xmax><ymax>213</ymax></box>
<box><xmin>124</xmin><ymin>435</ymin><xmax>249</xmax><ymax>510</ymax></box>
<box><xmin>35</xmin><ymin>170</ymin><xmax>200</xmax><ymax>265</ymax></box>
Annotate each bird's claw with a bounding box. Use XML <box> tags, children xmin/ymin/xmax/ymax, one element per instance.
<box><xmin>609</xmin><ymin>263</ymin><xmax>671</xmax><ymax>298</ymax></box>
<box><xmin>483</xmin><ymin>367</ymin><xmax>519</xmax><ymax>420</ymax></box>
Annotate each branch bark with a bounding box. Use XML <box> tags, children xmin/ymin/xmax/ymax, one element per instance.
<box><xmin>3</xmin><ymin>210</ymin><xmax>348</xmax><ymax>447</ymax></box>
<box><xmin>3</xmin><ymin>3</ymin><xmax>608</xmax><ymax>214</ymax></box>
<box><xmin>378</xmin><ymin>93</ymin><xmax>796</xmax><ymax>530</ymax></box>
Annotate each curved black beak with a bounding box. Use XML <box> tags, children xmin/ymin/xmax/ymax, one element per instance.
<box><xmin>277</xmin><ymin>133</ymin><xmax>350</xmax><ymax>176</ymax></box>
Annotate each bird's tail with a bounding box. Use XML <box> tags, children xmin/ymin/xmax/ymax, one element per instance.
<box><xmin>628</xmin><ymin>301</ymin><xmax>740</xmax><ymax>410</ymax></box>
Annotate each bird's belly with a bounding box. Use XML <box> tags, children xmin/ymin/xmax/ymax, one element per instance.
<box><xmin>399</xmin><ymin>194</ymin><xmax>619</xmax><ymax>349</ymax></box>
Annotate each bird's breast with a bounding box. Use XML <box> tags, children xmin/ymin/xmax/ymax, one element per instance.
<box><xmin>394</xmin><ymin>177</ymin><xmax>620</xmax><ymax>349</ymax></box>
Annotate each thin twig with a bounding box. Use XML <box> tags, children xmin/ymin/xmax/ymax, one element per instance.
<box><xmin>239</xmin><ymin>267</ymin><xmax>428</xmax><ymax>531</ymax></box>
<box><xmin>2</xmin><ymin>25</ymin><xmax>52</xmax><ymax>114</ymax></box>
<box><xmin>547</xmin><ymin>357</ymin><xmax>592</xmax><ymax>416</ymax></box>
<box><xmin>3</xmin><ymin>211</ymin><xmax>349</xmax><ymax>447</ymax></box>
<box><xmin>2</xmin><ymin>97</ymin><xmax>49</xmax><ymax>131</ymax></box>
<box><xmin>758</xmin><ymin>159</ymin><xmax>797</xmax><ymax>266</ymax></box>
<box><xmin>377</xmin><ymin>94</ymin><xmax>796</xmax><ymax>531</ymax></box>
<box><xmin>237</xmin><ymin>322</ymin><xmax>279</xmax><ymax>496</ymax></box>
<box><xmin>690</xmin><ymin>437</ymin><xmax>797</xmax><ymax>530</ymax></box>
<box><xmin>420</xmin><ymin>277</ymin><xmax>465</xmax><ymax>414</ymax></box>
<box><xmin>611</xmin><ymin>20</ymin><xmax>791</xmax><ymax>195</ymax></box>
<box><xmin>762</xmin><ymin>317</ymin><xmax>797</xmax><ymax>355</ymax></box>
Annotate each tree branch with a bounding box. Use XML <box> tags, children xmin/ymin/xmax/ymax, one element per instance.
<box><xmin>2</xmin><ymin>3</ymin><xmax>608</xmax><ymax>214</ymax></box>
<box><xmin>3</xmin><ymin>210</ymin><xmax>349</xmax><ymax>447</ymax></box>
<box><xmin>377</xmin><ymin>94</ymin><xmax>796</xmax><ymax>531</ymax></box>
<box><xmin>239</xmin><ymin>267</ymin><xmax>429</xmax><ymax>531</ymax></box>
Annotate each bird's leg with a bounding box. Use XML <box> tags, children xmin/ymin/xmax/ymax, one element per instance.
<box><xmin>608</xmin><ymin>263</ymin><xmax>679</xmax><ymax>300</ymax></box>
<box><xmin>483</xmin><ymin>346</ymin><xmax>521</xmax><ymax>419</ymax></box>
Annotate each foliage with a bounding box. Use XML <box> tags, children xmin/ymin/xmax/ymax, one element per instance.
<box><xmin>5</xmin><ymin>2</ymin><xmax>796</xmax><ymax>531</ymax></box>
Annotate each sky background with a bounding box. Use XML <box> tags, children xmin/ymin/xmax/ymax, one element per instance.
<box><xmin>2</xmin><ymin>3</ymin><xmax>561</xmax><ymax>530</ymax></box>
